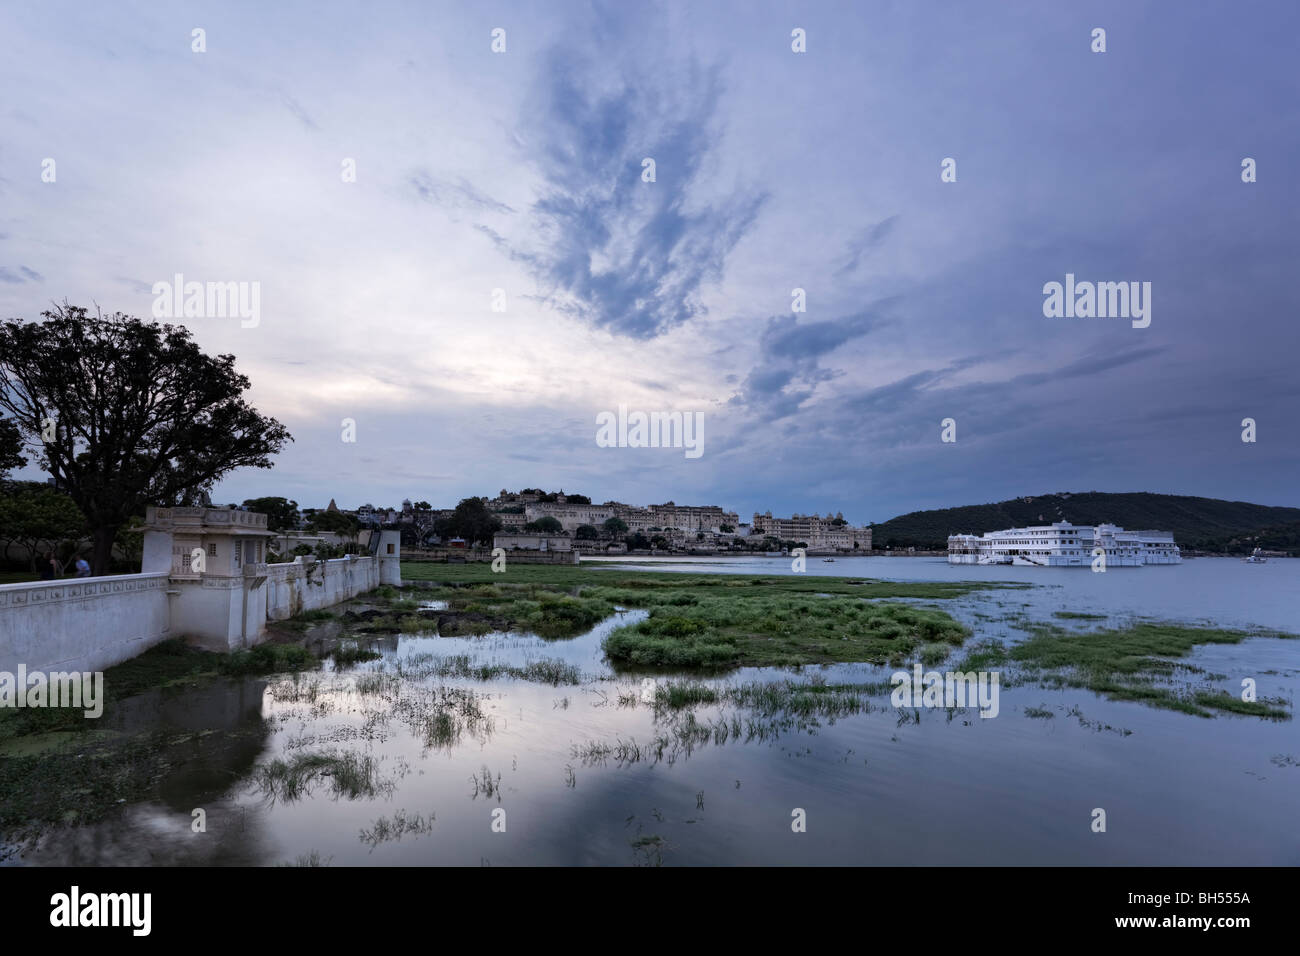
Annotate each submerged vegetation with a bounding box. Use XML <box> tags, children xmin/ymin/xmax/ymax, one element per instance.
<box><xmin>255</xmin><ymin>750</ymin><xmax>394</xmax><ymax>803</ymax></box>
<box><xmin>400</xmin><ymin>563</ymin><xmax>999</xmax><ymax>669</ymax></box>
<box><xmin>970</xmin><ymin>623</ymin><xmax>1294</xmax><ymax>719</ymax></box>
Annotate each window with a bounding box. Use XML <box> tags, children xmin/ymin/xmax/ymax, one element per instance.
<box><xmin>208</xmin><ymin>543</ymin><xmax>217</xmax><ymax>557</ymax></box>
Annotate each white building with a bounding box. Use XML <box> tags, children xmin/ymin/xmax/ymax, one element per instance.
<box><xmin>948</xmin><ymin>522</ymin><xmax>1180</xmax><ymax>567</ymax></box>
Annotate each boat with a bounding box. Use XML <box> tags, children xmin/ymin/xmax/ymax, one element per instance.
<box><xmin>1244</xmin><ymin>548</ymin><xmax>1268</xmax><ymax>564</ymax></box>
<box><xmin>822</xmin><ymin>558</ymin><xmax>835</xmax><ymax>563</ymax></box>
<box><xmin>950</xmin><ymin>521</ymin><xmax>1180</xmax><ymax>567</ymax></box>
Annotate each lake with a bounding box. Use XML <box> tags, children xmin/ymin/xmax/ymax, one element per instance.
<box><xmin>18</xmin><ymin>556</ymin><xmax>1300</xmax><ymax>866</ymax></box>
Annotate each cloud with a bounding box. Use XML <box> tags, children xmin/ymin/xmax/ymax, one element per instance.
<box><xmin>499</xmin><ymin>51</ymin><xmax>766</xmax><ymax>338</ymax></box>
<box><xmin>0</xmin><ymin>265</ymin><xmax>42</xmax><ymax>283</ymax></box>
<box><xmin>114</xmin><ymin>275</ymin><xmax>152</xmax><ymax>294</ymax></box>
<box><xmin>732</xmin><ymin>304</ymin><xmax>893</xmax><ymax>420</ymax></box>
<box><xmin>835</xmin><ymin>215</ymin><xmax>900</xmax><ymax>276</ymax></box>
<box><xmin>1018</xmin><ymin>345</ymin><xmax>1163</xmax><ymax>386</ymax></box>
<box><xmin>281</xmin><ymin>94</ymin><xmax>318</xmax><ymax>130</ymax></box>
<box><xmin>410</xmin><ymin>172</ymin><xmax>515</xmax><ymax>214</ymax></box>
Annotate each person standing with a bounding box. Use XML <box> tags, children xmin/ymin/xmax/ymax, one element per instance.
<box><xmin>39</xmin><ymin>553</ymin><xmax>58</xmax><ymax>580</ymax></box>
<box><xmin>74</xmin><ymin>555</ymin><xmax>91</xmax><ymax>577</ymax></box>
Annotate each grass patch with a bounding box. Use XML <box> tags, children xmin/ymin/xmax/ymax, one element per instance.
<box><xmin>395</xmin><ymin>563</ymin><xmax>1011</xmax><ymax>670</ymax></box>
<box><xmin>603</xmin><ymin>599</ymin><xmax>969</xmax><ymax>670</ymax></box>
<box><xmin>329</xmin><ymin>641</ymin><xmax>382</xmax><ymax>667</ymax></box>
<box><xmin>1009</xmin><ymin>623</ymin><xmax>1295</xmax><ymax>719</ymax></box>
<box><xmin>220</xmin><ymin>642</ymin><xmax>318</xmax><ymax>676</ymax></box>
<box><xmin>919</xmin><ymin>642</ymin><xmax>952</xmax><ymax>666</ymax></box>
<box><xmin>385</xmin><ymin>652</ymin><xmax>581</xmax><ymax>686</ymax></box>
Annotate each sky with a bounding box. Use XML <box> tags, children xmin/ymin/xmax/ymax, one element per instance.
<box><xmin>1</xmin><ymin>0</ymin><xmax>1297</xmax><ymax>526</ymax></box>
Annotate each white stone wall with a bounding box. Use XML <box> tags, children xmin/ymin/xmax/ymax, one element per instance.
<box><xmin>0</xmin><ymin>527</ymin><xmax>402</xmax><ymax>667</ymax></box>
<box><xmin>264</xmin><ymin>555</ymin><xmax>383</xmax><ymax>621</ymax></box>
<box><xmin>0</xmin><ymin>574</ymin><xmax>171</xmax><ymax>674</ymax></box>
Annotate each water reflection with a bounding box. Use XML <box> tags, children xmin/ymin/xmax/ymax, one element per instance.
<box><xmin>19</xmin><ymin>558</ymin><xmax>1300</xmax><ymax>865</ymax></box>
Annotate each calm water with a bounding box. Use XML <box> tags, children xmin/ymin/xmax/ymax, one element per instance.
<box><xmin>18</xmin><ymin>557</ymin><xmax>1300</xmax><ymax>866</ymax></box>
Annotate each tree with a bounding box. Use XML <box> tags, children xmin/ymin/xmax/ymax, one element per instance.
<box><xmin>719</xmin><ymin>523</ymin><xmax>735</xmax><ymax>533</ymax></box>
<box><xmin>602</xmin><ymin>517</ymin><xmax>628</xmax><ymax>538</ymax></box>
<box><xmin>0</xmin><ymin>415</ymin><xmax>24</xmax><ymax>479</ymax></box>
<box><xmin>574</xmin><ymin>524</ymin><xmax>599</xmax><ymax>540</ymax></box>
<box><xmin>435</xmin><ymin>497</ymin><xmax>503</xmax><ymax>546</ymax></box>
<box><xmin>566</xmin><ymin>494</ymin><xmax>591</xmax><ymax>504</ymax></box>
<box><xmin>307</xmin><ymin>509</ymin><xmax>360</xmax><ymax>541</ymax></box>
<box><xmin>0</xmin><ymin>305</ymin><xmax>291</xmax><ymax>573</ymax></box>
<box><xmin>524</xmin><ymin>515</ymin><xmax>563</xmax><ymax>534</ymax></box>
<box><xmin>242</xmin><ymin>496</ymin><xmax>301</xmax><ymax>531</ymax></box>
<box><xmin>650</xmin><ymin>535</ymin><xmax>669</xmax><ymax>551</ymax></box>
<box><xmin>413</xmin><ymin>500</ymin><xmax>432</xmax><ymax>511</ymax></box>
<box><xmin>0</xmin><ymin>481</ymin><xmax>88</xmax><ymax>571</ymax></box>
<box><xmin>114</xmin><ymin>514</ymin><xmax>148</xmax><ymax>570</ymax></box>
<box><xmin>626</xmin><ymin>532</ymin><xmax>650</xmax><ymax>551</ymax></box>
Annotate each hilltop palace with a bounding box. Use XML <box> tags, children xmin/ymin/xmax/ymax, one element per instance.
<box><xmin>948</xmin><ymin>522</ymin><xmax>1181</xmax><ymax>567</ymax></box>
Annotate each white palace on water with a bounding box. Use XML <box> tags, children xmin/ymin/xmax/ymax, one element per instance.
<box><xmin>947</xmin><ymin>521</ymin><xmax>1182</xmax><ymax>567</ymax></box>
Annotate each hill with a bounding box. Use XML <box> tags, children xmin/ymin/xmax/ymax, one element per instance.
<box><xmin>870</xmin><ymin>492</ymin><xmax>1300</xmax><ymax>553</ymax></box>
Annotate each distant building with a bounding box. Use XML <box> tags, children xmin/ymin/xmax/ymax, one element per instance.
<box><xmin>523</xmin><ymin>499</ymin><xmax>738</xmax><ymax>534</ymax></box>
<box><xmin>646</xmin><ymin>503</ymin><xmax>739</xmax><ymax>532</ymax></box>
<box><xmin>493</xmin><ymin>533</ymin><xmax>572</xmax><ymax>552</ymax></box>
<box><xmin>751</xmin><ymin>511</ymin><xmax>872</xmax><ymax>551</ymax></box>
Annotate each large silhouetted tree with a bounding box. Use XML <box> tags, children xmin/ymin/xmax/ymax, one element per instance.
<box><xmin>0</xmin><ymin>304</ymin><xmax>292</xmax><ymax>573</ymax></box>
